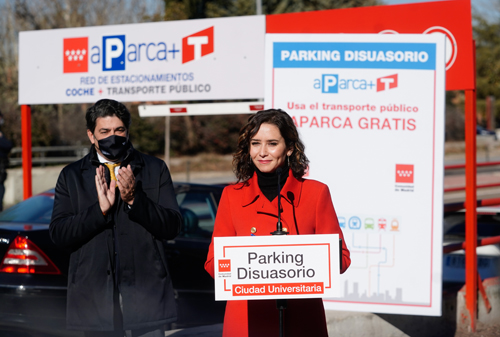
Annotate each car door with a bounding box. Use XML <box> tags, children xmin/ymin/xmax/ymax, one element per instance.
<box><xmin>166</xmin><ymin>185</ymin><xmax>225</xmax><ymax>327</ymax></box>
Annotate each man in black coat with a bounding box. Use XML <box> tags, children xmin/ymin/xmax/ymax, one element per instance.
<box><xmin>50</xmin><ymin>99</ymin><xmax>182</xmax><ymax>337</ymax></box>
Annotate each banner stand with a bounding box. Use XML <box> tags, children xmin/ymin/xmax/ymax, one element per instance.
<box><xmin>21</xmin><ymin>105</ymin><xmax>32</xmax><ymax>199</ymax></box>
<box><xmin>275</xmin><ymin>299</ymin><xmax>287</xmax><ymax>337</ymax></box>
<box><xmin>464</xmin><ymin>40</ymin><xmax>478</xmax><ymax>331</ymax></box>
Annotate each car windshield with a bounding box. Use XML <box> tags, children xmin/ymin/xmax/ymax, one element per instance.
<box><xmin>176</xmin><ymin>191</ymin><xmax>217</xmax><ymax>238</ymax></box>
<box><xmin>0</xmin><ymin>195</ymin><xmax>54</xmax><ymax>224</ymax></box>
<box><xmin>445</xmin><ymin>218</ymin><xmax>500</xmax><ymax>239</ymax></box>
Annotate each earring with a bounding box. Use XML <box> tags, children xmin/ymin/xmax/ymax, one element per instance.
<box><xmin>287</xmin><ymin>155</ymin><xmax>290</xmax><ymax>167</ymax></box>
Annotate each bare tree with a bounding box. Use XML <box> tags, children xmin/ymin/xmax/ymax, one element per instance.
<box><xmin>0</xmin><ymin>0</ymin><xmax>164</xmax><ymax>150</ymax></box>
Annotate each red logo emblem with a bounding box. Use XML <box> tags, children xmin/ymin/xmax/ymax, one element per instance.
<box><xmin>218</xmin><ymin>259</ymin><xmax>231</xmax><ymax>272</ymax></box>
<box><xmin>395</xmin><ymin>164</ymin><xmax>414</xmax><ymax>183</ymax></box>
<box><xmin>63</xmin><ymin>37</ymin><xmax>88</xmax><ymax>73</ymax></box>
<box><xmin>182</xmin><ymin>27</ymin><xmax>214</xmax><ymax>64</ymax></box>
<box><xmin>377</xmin><ymin>74</ymin><xmax>398</xmax><ymax>92</ymax></box>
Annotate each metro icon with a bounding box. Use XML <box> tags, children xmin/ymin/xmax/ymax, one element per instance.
<box><xmin>62</xmin><ymin>26</ymin><xmax>214</xmax><ymax>73</ymax></box>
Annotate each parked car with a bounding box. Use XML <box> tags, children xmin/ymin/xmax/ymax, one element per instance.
<box><xmin>0</xmin><ymin>183</ymin><xmax>225</xmax><ymax>335</ymax></box>
<box><xmin>476</xmin><ymin>126</ymin><xmax>497</xmax><ymax>140</ymax></box>
<box><xmin>443</xmin><ymin>211</ymin><xmax>500</xmax><ymax>284</ymax></box>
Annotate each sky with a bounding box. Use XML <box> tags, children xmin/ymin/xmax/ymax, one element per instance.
<box><xmin>382</xmin><ymin>0</ymin><xmax>499</xmax><ymax>21</ymax></box>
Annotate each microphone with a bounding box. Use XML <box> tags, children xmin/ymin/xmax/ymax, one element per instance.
<box><xmin>276</xmin><ymin>168</ymin><xmax>282</xmax><ymax>229</ymax></box>
<box><xmin>271</xmin><ymin>168</ymin><xmax>288</xmax><ymax>235</ymax></box>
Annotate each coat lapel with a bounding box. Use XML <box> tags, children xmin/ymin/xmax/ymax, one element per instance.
<box><xmin>241</xmin><ymin>169</ymin><xmax>304</xmax><ymax>235</ymax></box>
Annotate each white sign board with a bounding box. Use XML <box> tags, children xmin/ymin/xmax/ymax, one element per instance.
<box><xmin>214</xmin><ymin>234</ymin><xmax>340</xmax><ymax>301</ymax></box>
<box><xmin>19</xmin><ymin>16</ymin><xmax>265</xmax><ymax>104</ymax></box>
<box><xmin>265</xmin><ymin>34</ymin><xmax>445</xmax><ymax>316</ymax></box>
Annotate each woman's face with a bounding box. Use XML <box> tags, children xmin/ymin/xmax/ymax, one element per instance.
<box><xmin>250</xmin><ymin>123</ymin><xmax>292</xmax><ymax>174</ymax></box>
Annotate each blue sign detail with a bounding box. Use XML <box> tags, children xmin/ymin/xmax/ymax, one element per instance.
<box><xmin>348</xmin><ymin>216</ymin><xmax>362</xmax><ymax>230</ymax></box>
<box><xmin>103</xmin><ymin>35</ymin><xmax>126</xmax><ymax>71</ymax></box>
<box><xmin>322</xmin><ymin>74</ymin><xmax>338</xmax><ymax>93</ymax></box>
<box><xmin>273</xmin><ymin>42</ymin><xmax>436</xmax><ymax>70</ymax></box>
<box><xmin>338</xmin><ymin>216</ymin><xmax>346</xmax><ymax>228</ymax></box>
<box><xmin>168</xmin><ymin>44</ymin><xmax>180</xmax><ymax>59</ymax></box>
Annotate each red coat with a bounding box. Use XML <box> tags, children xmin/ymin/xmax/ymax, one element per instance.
<box><xmin>205</xmin><ymin>170</ymin><xmax>351</xmax><ymax>337</ymax></box>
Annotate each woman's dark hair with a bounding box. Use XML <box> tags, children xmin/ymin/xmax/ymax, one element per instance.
<box><xmin>233</xmin><ymin>109</ymin><xmax>309</xmax><ymax>183</ymax></box>
<box><xmin>86</xmin><ymin>99</ymin><xmax>131</xmax><ymax>133</ymax></box>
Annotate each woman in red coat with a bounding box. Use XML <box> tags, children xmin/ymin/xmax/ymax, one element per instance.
<box><xmin>205</xmin><ymin>109</ymin><xmax>351</xmax><ymax>337</ymax></box>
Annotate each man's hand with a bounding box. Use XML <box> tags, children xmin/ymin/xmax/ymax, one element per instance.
<box><xmin>117</xmin><ymin>164</ymin><xmax>135</xmax><ymax>205</ymax></box>
<box><xmin>95</xmin><ymin>165</ymin><xmax>116</xmax><ymax>214</ymax></box>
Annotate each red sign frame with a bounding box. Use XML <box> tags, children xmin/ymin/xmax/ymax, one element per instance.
<box><xmin>266</xmin><ymin>0</ymin><xmax>473</xmax><ymax>91</ymax></box>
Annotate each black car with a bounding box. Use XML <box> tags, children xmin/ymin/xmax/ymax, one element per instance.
<box><xmin>0</xmin><ymin>183</ymin><xmax>225</xmax><ymax>336</ymax></box>
<box><xmin>443</xmin><ymin>211</ymin><xmax>500</xmax><ymax>283</ymax></box>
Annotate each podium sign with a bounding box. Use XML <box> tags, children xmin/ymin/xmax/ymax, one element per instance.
<box><xmin>214</xmin><ymin>234</ymin><xmax>340</xmax><ymax>301</ymax></box>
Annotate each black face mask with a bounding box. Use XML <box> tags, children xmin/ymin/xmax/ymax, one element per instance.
<box><xmin>95</xmin><ymin>135</ymin><xmax>129</xmax><ymax>161</ymax></box>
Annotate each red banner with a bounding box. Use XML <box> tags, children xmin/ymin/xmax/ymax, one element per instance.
<box><xmin>266</xmin><ymin>0</ymin><xmax>473</xmax><ymax>91</ymax></box>
<box><xmin>232</xmin><ymin>282</ymin><xmax>324</xmax><ymax>296</ymax></box>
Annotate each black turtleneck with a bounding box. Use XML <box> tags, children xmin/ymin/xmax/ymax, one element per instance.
<box><xmin>255</xmin><ymin>164</ymin><xmax>289</xmax><ymax>201</ymax></box>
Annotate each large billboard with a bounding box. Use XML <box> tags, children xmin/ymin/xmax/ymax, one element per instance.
<box><xmin>265</xmin><ymin>34</ymin><xmax>445</xmax><ymax>316</ymax></box>
<box><xmin>18</xmin><ymin>1</ymin><xmax>472</xmax><ymax>106</ymax></box>
<box><xmin>19</xmin><ymin>15</ymin><xmax>265</xmax><ymax>104</ymax></box>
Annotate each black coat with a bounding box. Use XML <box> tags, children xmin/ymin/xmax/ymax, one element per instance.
<box><xmin>0</xmin><ymin>134</ymin><xmax>12</xmax><ymax>183</ymax></box>
<box><xmin>49</xmin><ymin>146</ymin><xmax>182</xmax><ymax>331</ymax></box>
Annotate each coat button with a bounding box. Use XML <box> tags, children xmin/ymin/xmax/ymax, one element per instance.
<box><xmin>251</xmin><ymin>227</ymin><xmax>257</xmax><ymax>234</ymax></box>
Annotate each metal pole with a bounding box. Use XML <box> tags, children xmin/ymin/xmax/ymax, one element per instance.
<box><xmin>465</xmin><ymin>40</ymin><xmax>478</xmax><ymax>332</ymax></box>
<box><xmin>276</xmin><ymin>299</ymin><xmax>287</xmax><ymax>337</ymax></box>
<box><xmin>256</xmin><ymin>0</ymin><xmax>262</xmax><ymax>15</ymax></box>
<box><xmin>486</xmin><ymin>96</ymin><xmax>492</xmax><ymax>130</ymax></box>
<box><xmin>21</xmin><ymin>105</ymin><xmax>32</xmax><ymax>199</ymax></box>
<box><xmin>165</xmin><ymin>116</ymin><xmax>170</xmax><ymax>168</ymax></box>
<box><xmin>488</xmin><ymin>96</ymin><xmax>496</xmax><ymax>130</ymax></box>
